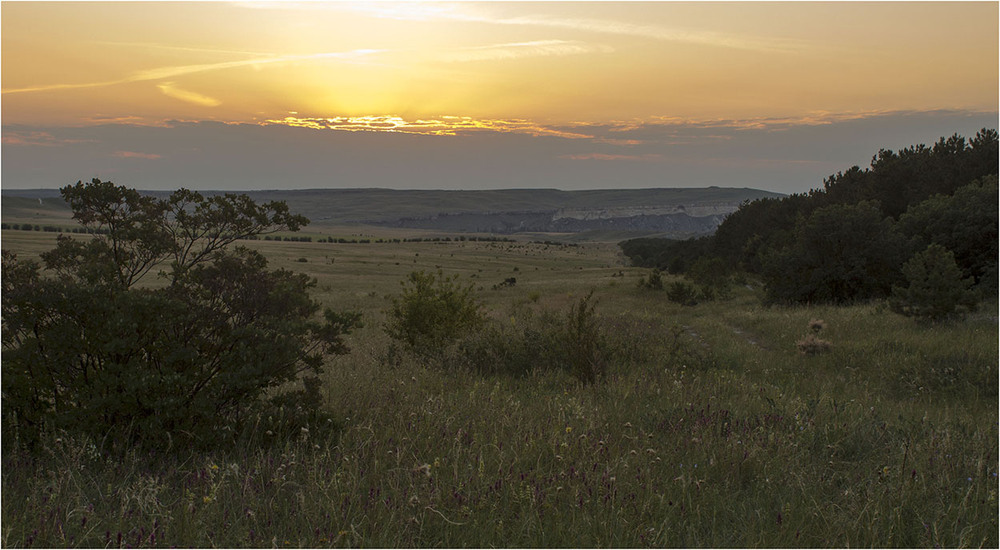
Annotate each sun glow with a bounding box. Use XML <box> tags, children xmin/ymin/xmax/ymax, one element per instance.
<box><xmin>264</xmin><ymin>115</ymin><xmax>595</xmax><ymax>139</ymax></box>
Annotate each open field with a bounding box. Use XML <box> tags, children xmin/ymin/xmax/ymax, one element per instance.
<box><xmin>2</xmin><ymin>227</ymin><xmax>997</xmax><ymax>547</ymax></box>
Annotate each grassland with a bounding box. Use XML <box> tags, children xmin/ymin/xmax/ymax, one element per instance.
<box><xmin>1</xmin><ymin>228</ymin><xmax>997</xmax><ymax>547</ymax></box>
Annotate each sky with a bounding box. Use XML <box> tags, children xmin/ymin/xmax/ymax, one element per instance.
<box><xmin>2</xmin><ymin>1</ymin><xmax>997</xmax><ymax>193</ymax></box>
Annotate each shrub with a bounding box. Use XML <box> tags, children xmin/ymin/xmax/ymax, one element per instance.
<box><xmin>687</xmin><ymin>256</ymin><xmax>733</xmax><ymax>300</ymax></box>
<box><xmin>455</xmin><ymin>292</ymin><xmax>606</xmax><ymax>383</ymax></box>
<box><xmin>1</xmin><ymin>179</ymin><xmax>361</xmax><ymax>450</ymax></box>
<box><xmin>638</xmin><ymin>268</ymin><xmax>664</xmax><ymax>290</ymax></box>
<box><xmin>385</xmin><ymin>270</ymin><xmax>485</xmax><ymax>354</ymax></box>
<box><xmin>666</xmin><ymin>281</ymin><xmax>699</xmax><ymax>306</ymax></box>
<box><xmin>890</xmin><ymin>244</ymin><xmax>978</xmax><ymax>320</ymax></box>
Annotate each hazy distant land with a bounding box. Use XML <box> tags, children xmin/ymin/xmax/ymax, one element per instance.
<box><xmin>2</xmin><ymin>186</ymin><xmax>783</xmax><ymax>239</ymax></box>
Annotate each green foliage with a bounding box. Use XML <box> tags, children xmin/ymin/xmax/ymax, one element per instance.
<box><xmin>637</xmin><ymin>268</ymin><xmax>664</xmax><ymax>290</ymax></box>
<box><xmin>619</xmin><ymin>236</ymin><xmax>712</xmax><ymax>272</ymax></box>
<box><xmin>1</xmin><ymin>179</ymin><xmax>359</xmax><ymax>450</ymax></box>
<box><xmin>762</xmin><ymin>201</ymin><xmax>909</xmax><ymax>304</ymax></box>
<box><xmin>890</xmin><ymin>244</ymin><xmax>978</xmax><ymax>320</ymax></box>
<box><xmin>620</xmin><ymin>129</ymin><xmax>998</xmax><ymax>305</ymax></box>
<box><xmin>666</xmin><ymin>280</ymin><xmax>699</xmax><ymax>306</ymax></box>
<box><xmin>687</xmin><ymin>256</ymin><xmax>733</xmax><ymax>300</ymax></box>
<box><xmin>897</xmin><ymin>176</ymin><xmax>998</xmax><ymax>292</ymax></box>
<box><xmin>386</xmin><ymin>270</ymin><xmax>485</xmax><ymax>353</ymax></box>
<box><xmin>561</xmin><ymin>292</ymin><xmax>604</xmax><ymax>383</ymax></box>
<box><xmin>457</xmin><ymin>293</ymin><xmax>606</xmax><ymax>383</ymax></box>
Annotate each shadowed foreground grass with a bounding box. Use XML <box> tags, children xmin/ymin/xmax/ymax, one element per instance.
<box><xmin>1</xmin><ymin>236</ymin><xmax>996</xmax><ymax>547</ymax></box>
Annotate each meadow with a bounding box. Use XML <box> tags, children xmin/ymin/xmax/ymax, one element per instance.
<box><xmin>2</xmin><ymin>228</ymin><xmax>997</xmax><ymax>547</ymax></box>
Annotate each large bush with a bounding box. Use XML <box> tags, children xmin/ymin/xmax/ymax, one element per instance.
<box><xmin>890</xmin><ymin>244</ymin><xmax>978</xmax><ymax>320</ymax></box>
<box><xmin>1</xmin><ymin>179</ymin><xmax>361</xmax><ymax>449</ymax></box>
<box><xmin>385</xmin><ymin>270</ymin><xmax>485</xmax><ymax>354</ymax></box>
<box><xmin>455</xmin><ymin>293</ymin><xmax>607</xmax><ymax>383</ymax></box>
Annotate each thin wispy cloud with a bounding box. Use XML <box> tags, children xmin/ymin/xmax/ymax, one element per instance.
<box><xmin>559</xmin><ymin>152</ymin><xmax>663</xmax><ymax>162</ymax></box>
<box><xmin>95</xmin><ymin>41</ymin><xmax>276</xmax><ymax>57</ymax></box>
<box><xmin>112</xmin><ymin>151</ymin><xmax>162</xmax><ymax>160</ymax></box>
<box><xmin>157</xmin><ymin>82</ymin><xmax>222</xmax><ymax>107</ymax></box>
<box><xmin>440</xmin><ymin>40</ymin><xmax>613</xmax><ymax>63</ymax></box>
<box><xmin>335</xmin><ymin>3</ymin><xmax>803</xmax><ymax>53</ymax></box>
<box><xmin>1</xmin><ymin>49</ymin><xmax>383</xmax><ymax>95</ymax></box>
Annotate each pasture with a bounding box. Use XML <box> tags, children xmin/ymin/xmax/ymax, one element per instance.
<box><xmin>2</xmin><ymin>227</ymin><xmax>997</xmax><ymax>547</ymax></box>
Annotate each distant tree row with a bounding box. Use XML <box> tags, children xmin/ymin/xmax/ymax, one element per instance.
<box><xmin>1</xmin><ymin>223</ymin><xmax>108</xmax><ymax>234</ymax></box>
<box><xmin>621</xmin><ymin>129</ymin><xmax>999</xmax><ymax>315</ymax></box>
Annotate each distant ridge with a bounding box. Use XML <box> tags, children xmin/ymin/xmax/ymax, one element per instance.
<box><xmin>2</xmin><ymin>187</ymin><xmax>783</xmax><ymax>238</ymax></box>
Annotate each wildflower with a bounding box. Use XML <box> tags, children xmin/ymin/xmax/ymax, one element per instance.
<box><xmin>565</xmin><ymin>426</ymin><xmax>572</xmax><ymax>434</ymax></box>
<box><xmin>203</xmin><ymin>496</ymin><xmax>213</xmax><ymax>504</ymax></box>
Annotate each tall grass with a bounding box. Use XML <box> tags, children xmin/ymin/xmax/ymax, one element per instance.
<box><xmin>2</xmin><ymin>235</ymin><xmax>996</xmax><ymax>547</ymax></box>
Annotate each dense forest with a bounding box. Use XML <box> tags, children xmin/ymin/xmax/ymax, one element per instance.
<box><xmin>621</xmin><ymin>129</ymin><xmax>999</xmax><ymax>308</ymax></box>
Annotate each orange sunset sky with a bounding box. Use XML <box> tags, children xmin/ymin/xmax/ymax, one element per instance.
<box><xmin>2</xmin><ymin>1</ymin><xmax>998</xmax><ymax>192</ymax></box>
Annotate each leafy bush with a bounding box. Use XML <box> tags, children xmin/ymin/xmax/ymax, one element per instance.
<box><xmin>561</xmin><ymin>292</ymin><xmax>605</xmax><ymax>383</ymax></box>
<box><xmin>385</xmin><ymin>270</ymin><xmax>485</xmax><ymax>354</ymax></box>
<box><xmin>890</xmin><ymin>244</ymin><xmax>978</xmax><ymax>320</ymax></box>
<box><xmin>666</xmin><ymin>281</ymin><xmax>699</xmax><ymax>306</ymax></box>
<box><xmin>1</xmin><ymin>179</ymin><xmax>361</xmax><ymax>450</ymax></box>
<box><xmin>687</xmin><ymin>256</ymin><xmax>733</xmax><ymax>300</ymax></box>
<box><xmin>637</xmin><ymin>268</ymin><xmax>664</xmax><ymax>290</ymax></box>
<box><xmin>455</xmin><ymin>293</ymin><xmax>606</xmax><ymax>383</ymax></box>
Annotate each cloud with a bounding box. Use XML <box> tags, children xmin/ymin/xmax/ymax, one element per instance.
<box><xmin>2</xmin><ymin>109</ymin><xmax>995</xmax><ymax>194</ymax></box>
<box><xmin>157</xmin><ymin>82</ymin><xmax>222</xmax><ymax>107</ymax></box>
<box><xmin>263</xmin><ymin>114</ymin><xmax>595</xmax><ymax>139</ymax></box>
<box><xmin>112</xmin><ymin>151</ymin><xmax>162</xmax><ymax>160</ymax></box>
<box><xmin>1</xmin><ymin>49</ymin><xmax>383</xmax><ymax>95</ymax></box>
<box><xmin>334</xmin><ymin>3</ymin><xmax>803</xmax><ymax>53</ymax></box>
<box><xmin>440</xmin><ymin>40</ymin><xmax>613</xmax><ymax>63</ymax></box>
<box><xmin>1</xmin><ymin>131</ymin><xmax>93</xmax><ymax>147</ymax></box>
<box><xmin>559</xmin><ymin>153</ymin><xmax>663</xmax><ymax>161</ymax></box>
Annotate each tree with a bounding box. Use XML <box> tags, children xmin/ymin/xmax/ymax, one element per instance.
<box><xmin>761</xmin><ymin>201</ymin><xmax>909</xmax><ymax>304</ymax></box>
<box><xmin>890</xmin><ymin>244</ymin><xmax>978</xmax><ymax>320</ymax></box>
<box><xmin>2</xmin><ymin>179</ymin><xmax>360</xmax><ymax>449</ymax></box>
<box><xmin>896</xmin><ymin>176</ymin><xmax>998</xmax><ymax>291</ymax></box>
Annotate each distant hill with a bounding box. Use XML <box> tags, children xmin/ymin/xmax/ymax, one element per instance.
<box><xmin>3</xmin><ymin>187</ymin><xmax>783</xmax><ymax>238</ymax></box>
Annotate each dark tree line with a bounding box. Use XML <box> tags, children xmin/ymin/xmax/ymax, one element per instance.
<box><xmin>621</xmin><ymin>129</ymin><xmax>999</xmax><ymax>307</ymax></box>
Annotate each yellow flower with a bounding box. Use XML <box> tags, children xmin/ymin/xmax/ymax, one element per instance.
<box><xmin>202</xmin><ymin>496</ymin><xmax>213</xmax><ymax>504</ymax></box>
<box><xmin>565</xmin><ymin>426</ymin><xmax>572</xmax><ymax>434</ymax></box>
